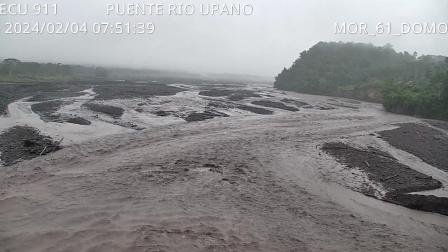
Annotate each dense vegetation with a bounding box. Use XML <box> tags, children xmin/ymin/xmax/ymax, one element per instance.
<box><xmin>0</xmin><ymin>58</ymin><xmax>264</xmax><ymax>83</ymax></box>
<box><xmin>0</xmin><ymin>58</ymin><xmax>108</xmax><ymax>82</ymax></box>
<box><xmin>382</xmin><ymin>68</ymin><xmax>448</xmax><ymax>120</ymax></box>
<box><xmin>275</xmin><ymin>42</ymin><xmax>448</xmax><ymax>120</ymax></box>
<box><xmin>0</xmin><ymin>59</ymin><xmax>200</xmax><ymax>82</ymax></box>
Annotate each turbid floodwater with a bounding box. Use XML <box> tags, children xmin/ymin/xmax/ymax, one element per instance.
<box><xmin>0</xmin><ymin>82</ymin><xmax>447</xmax><ymax>251</ymax></box>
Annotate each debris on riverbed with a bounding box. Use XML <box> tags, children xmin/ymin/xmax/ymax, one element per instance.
<box><xmin>0</xmin><ymin>126</ymin><xmax>62</xmax><ymax>166</ymax></box>
<box><xmin>185</xmin><ymin>110</ymin><xmax>229</xmax><ymax>122</ymax></box>
<box><xmin>386</xmin><ymin>193</ymin><xmax>448</xmax><ymax>216</ymax></box>
<box><xmin>207</xmin><ymin>100</ymin><xmax>274</xmax><ymax>115</ymax></box>
<box><xmin>322</xmin><ymin>142</ymin><xmax>447</xmax><ymax>215</ymax></box>
<box><xmin>237</xmin><ymin>104</ymin><xmax>274</xmax><ymax>115</ymax></box>
<box><xmin>0</xmin><ymin>82</ymin><xmax>91</xmax><ymax>115</ymax></box>
<box><xmin>152</xmin><ymin>110</ymin><xmax>176</xmax><ymax>117</ymax></box>
<box><xmin>280</xmin><ymin>98</ymin><xmax>310</xmax><ymax>108</ymax></box>
<box><xmin>31</xmin><ymin>100</ymin><xmax>92</xmax><ymax>125</ymax></box>
<box><xmin>83</xmin><ymin>102</ymin><xmax>125</xmax><ymax>119</ymax></box>
<box><xmin>31</xmin><ymin>100</ymin><xmax>65</xmax><ymax>121</ymax></box>
<box><xmin>424</xmin><ymin>119</ymin><xmax>448</xmax><ymax>131</ymax></box>
<box><xmin>93</xmin><ymin>82</ymin><xmax>185</xmax><ymax>100</ymax></box>
<box><xmin>379</xmin><ymin>123</ymin><xmax>448</xmax><ymax>173</ymax></box>
<box><xmin>251</xmin><ymin>100</ymin><xmax>299</xmax><ymax>111</ymax></box>
<box><xmin>65</xmin><ymin>116</ymin><xmax>92</xmax><ymax>125</ymax></box>
<box><xmin>199</xmin><ymin>89</ymin><xmax>261</xmax><ymax>101</ymax></box>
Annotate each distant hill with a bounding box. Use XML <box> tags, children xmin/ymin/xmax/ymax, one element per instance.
<box><xmin>274</xmin><ymin>42</ymin><xmax>448</xmax><ymax>120</ymax></box>
<box><xmin>275</xmin><ymin>42</ymin><xmax>446</xmax><ymax>102</ymax></box>
<box><xmin>0</xmin><ymin>59</ymin><xmax>269</xmax><ymax>84</ymax></box>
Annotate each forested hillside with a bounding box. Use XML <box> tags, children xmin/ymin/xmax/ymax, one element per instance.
<box><xmin>0</xmin><ymin>59</ymin><xmax>104</xmax><ymax>82</ymax></box>
<box><xmin>275</xmin><ymin>42</ymin><xmax>448</xmax><ymax>120</ymax></box>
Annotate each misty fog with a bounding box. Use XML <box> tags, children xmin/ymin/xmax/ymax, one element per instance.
<box><xmin>1</xmin><ymin>0</ymin><xmax>447</xmax><ymax>76</ymax></box>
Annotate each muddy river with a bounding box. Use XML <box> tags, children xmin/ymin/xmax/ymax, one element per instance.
<box><xmin>0</xmin><ymin>82</ymin><xmax>447</xmax><ymax>251</ymax></box>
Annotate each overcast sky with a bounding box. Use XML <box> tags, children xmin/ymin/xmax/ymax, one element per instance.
<box><xmin>1</xmin><ymin>0</ymin><xmax>447</xmax><ymax>76</ymax></box>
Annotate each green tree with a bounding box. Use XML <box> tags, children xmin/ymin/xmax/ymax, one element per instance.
<box><xmin>275</xmin><ymin>42</ymin><xmax>448</xmax><ymax>120</ymax></box>
<box><xmin>2</xmin><ymin>58</ymin><xmax>21</xmax><ymax>76</ymax></box>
